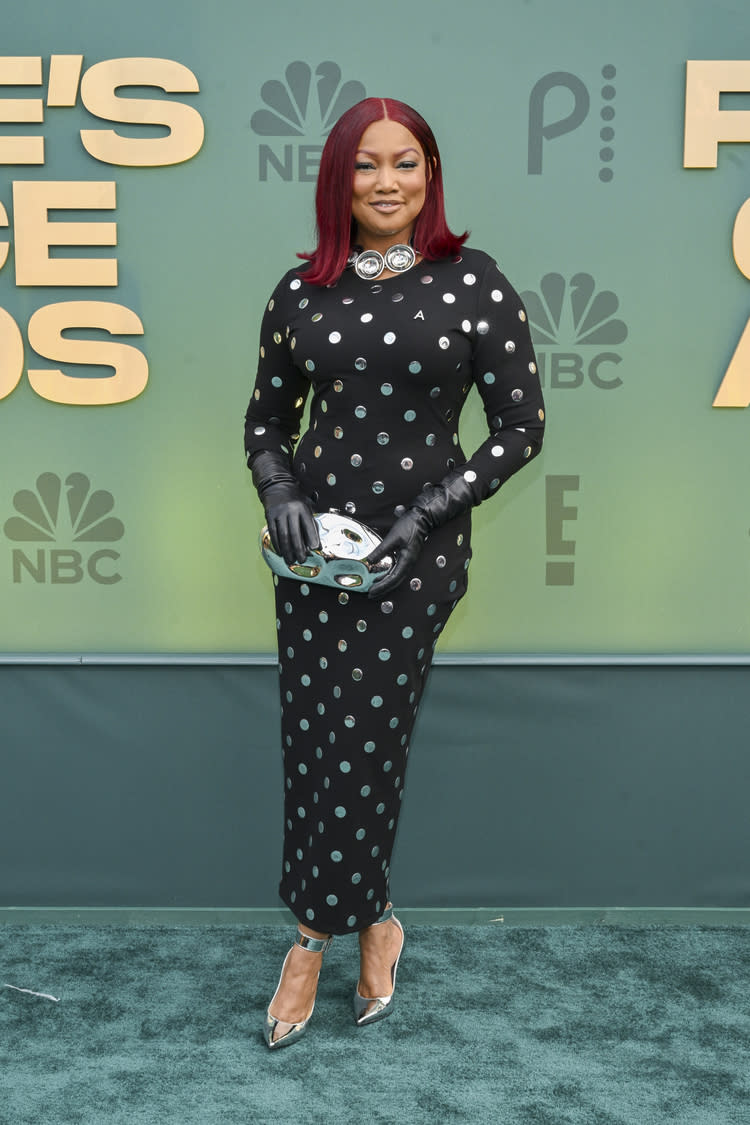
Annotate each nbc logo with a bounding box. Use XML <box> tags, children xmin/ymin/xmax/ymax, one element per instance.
<box><xmin>251</xmin><ymin>61</ymin><xmax>366</xmax><ymax>182</ymax></box>
<box><xmin>4</xmin><ymin>473</ymin><xmax>124</xmax><ymax>585</ymax></box>
<box><xmin>520</xmin><ymin>272</ymin><xmax>628</xmax><ymax>390</ymax></box>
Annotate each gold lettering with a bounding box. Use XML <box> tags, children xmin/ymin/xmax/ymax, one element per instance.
<box><xmin>684</xmin><ymin>60</ymin><xmax>750</xmax><ymax>168</ymax></box>
<box><xmin>80</xmin><ymin>58</ymin><xmax>204</xmax><ymax>167</ymax></box>
<box><xmin>0</xmin><ymin>306</ymin><xmax>24</xmax><ymax>400</ymax></box>
<box><xmin>27</xmin><ymin>301</ymin><xmax>148</xmax><ymax>405</ymax></box>
<box><xmin>47</xmin><ymin>55</ymin><xmax>84</xmax><ymax>107</ymax></box>
<box><xmin>713</xmin><ymin>198</ymin><xmax>750</xmax><ymax>407</ymax></box>
<box><xmin>0</xmin><ymin>198</ymin><xmax>8</xmax><ymax>270</ymax></box>
<box><xmin>0</xmin><ymin>56</ymin><xmax>44</xmax><ymax>165</ymax></box>
<box><xmin>13</xmin><ymin>181</ymin><xmax>117</xmax><ymax>286</ymax></box>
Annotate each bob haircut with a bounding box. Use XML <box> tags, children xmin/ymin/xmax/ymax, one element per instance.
<box><xmin>298</xmin><ymin>97</ymin><xmax>468</xmax><ymax>287</ymax></box>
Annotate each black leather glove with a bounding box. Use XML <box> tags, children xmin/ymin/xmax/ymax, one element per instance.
<box><xmin>366</xmin><ymin>470</ymin><xmax>475</xmax><ymax>597</ymax></box>
<box><xmin>250</xmin><ymin>450</ymin><xmax>320</xmax><ymax>567</ymax></box>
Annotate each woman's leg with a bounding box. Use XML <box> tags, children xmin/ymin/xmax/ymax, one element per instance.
<box><xmin>266</xmin><ymin>923</ymin><xmax>332</xmax><ymax>1043</ymax></box>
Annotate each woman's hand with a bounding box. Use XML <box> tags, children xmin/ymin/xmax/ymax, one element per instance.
<box><xmin>366</xmin><ymin>508</ymin><xmax>431</xmax><ymax>597</ymax></box>
<box><xmin>250</xmin><ymin>449</ymin><xmax>320</xmax><ymax>567</ymax></box>
<box><xmin>265</xmin><ymin>493</ymin><xmax>320</xmax><ymax>567</ymax></box>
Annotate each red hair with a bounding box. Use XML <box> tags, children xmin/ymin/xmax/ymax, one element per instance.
<box><xmin>298</xmin><ymin>97</ymin><xmax>468</xmax><ymax>287</ymax></box>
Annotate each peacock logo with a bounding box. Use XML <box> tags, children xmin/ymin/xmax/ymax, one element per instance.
<box><xmin>4</xmin><ymin>472</ymin><xmax>124</xmax><ymax>584</ymax></box>
<box><xmin>520</xmin><ymin>272</ymin><xmax>628</xmax><ymax>390</ymax></box>
<box><xmin>252</xmin><ymin>61</ymin><xmax>366</xmax><ymax>182</ymax></box>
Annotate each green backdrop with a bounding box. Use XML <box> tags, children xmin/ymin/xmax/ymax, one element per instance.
<box><xmin>1</xmin><ymin>0</ymin><xmax>750</xmax><ymax>655</ymax></box>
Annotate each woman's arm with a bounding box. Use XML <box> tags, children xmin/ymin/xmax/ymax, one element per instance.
<box><xmin>367</xmin><ymin>256</ymin><xmax>545</xmax><ymax>595</ymax></box>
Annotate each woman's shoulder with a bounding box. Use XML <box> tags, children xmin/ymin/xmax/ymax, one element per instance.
<box><xmin>434</xmin><ymin>245</ymin><xmax>500</xmax><ymax>275</ymax></box>
<box><xmin>265</xmin><ymin>261</ymin><xmax>314</xmax><ymax>304</ymax></box>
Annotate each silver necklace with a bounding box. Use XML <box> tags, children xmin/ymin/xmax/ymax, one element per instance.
<box><xmin>347</xmin><ymin>243</ymin><xmax>417</xmax><ymax>281</ymax></box>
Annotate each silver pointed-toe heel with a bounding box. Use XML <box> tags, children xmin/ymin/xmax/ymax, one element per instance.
<box><xmin>354</xmin><ymin>905</ymin><xmax>404</xmax><ymax>1027</ymax></box>
<box><xmin>263</xmin><ymin>929</ymin><xmax>333</xmax><ymax>1050</ymax></box>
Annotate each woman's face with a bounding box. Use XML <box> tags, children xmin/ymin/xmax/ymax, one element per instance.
<box><xmin>351</xmin><ymin>119</ymin><xmax>428</xmax><ymax>249</ymax></box>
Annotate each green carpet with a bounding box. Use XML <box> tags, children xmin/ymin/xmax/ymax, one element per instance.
<box><xmin>2</xmin><ymin>925</ymin><xmax>749</xmax><ymax>1124</ymax></box>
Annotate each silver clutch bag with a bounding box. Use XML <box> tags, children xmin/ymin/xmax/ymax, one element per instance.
<box><xmin>260</xmin><ymin>511</ymin><xmax>393</xmax><ymax>592</ymax></box>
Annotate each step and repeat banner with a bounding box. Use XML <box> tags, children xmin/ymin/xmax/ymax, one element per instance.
<box><xmin>1</xmin><ymin>0</ymin><xmax>749</xmax><ymax>655</ymax></box>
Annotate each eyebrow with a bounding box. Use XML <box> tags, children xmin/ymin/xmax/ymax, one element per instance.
<box><xmin>356</xmin><ymin>147</ymin><xmax>420</xmax><ymax>158</ymax></box>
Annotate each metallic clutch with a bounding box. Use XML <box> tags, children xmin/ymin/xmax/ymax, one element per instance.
<box><xmin>260</xmin><ymin>511</ymin><xmax>393</xmax><ymax>592</ymax></box>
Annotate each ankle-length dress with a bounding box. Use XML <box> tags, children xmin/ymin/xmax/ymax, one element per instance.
<box><xmin>244</xmin><ymin>247</ymin><xmax>545</xmax><ymax>935</ymax></box>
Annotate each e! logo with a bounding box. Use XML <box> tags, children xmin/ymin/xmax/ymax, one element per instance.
<box><xmin>546</xmin><ymin>476</ymin><xmax>580</xmax><ymax>586</ymax></box>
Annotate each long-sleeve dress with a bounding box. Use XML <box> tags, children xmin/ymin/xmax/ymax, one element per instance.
<box><xmin>244</xmin><ymin>246</ymin><xmax>545</xmax><ymax>935</ymax></box>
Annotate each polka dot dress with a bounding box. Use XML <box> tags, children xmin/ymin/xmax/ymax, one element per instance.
<box><xmin>245</xmin><ymin>247</ymin><xmax>545</xmax><ymax>934</ymax></box>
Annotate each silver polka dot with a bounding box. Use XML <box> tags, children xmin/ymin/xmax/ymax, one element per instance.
<box><xmin>268</xmin><ymin>299</ymin><xmax>275</xmax><ymax>311</ymax></box>
<box><xmin>477</xmin><ymin>320</ymin><xmax>489</xmax><ymax>335</ymax></box>
<box><xmin>361</xmin><ymin>312</ymin><xmax>373</xmax><ymax>323</ymax></box>
<box><xmin>355</xmin><ymin>405</ymin><xmax>367</xmax><ymax>418</ymax></box>
<box><xmin>381</xmin><ymin>601</ymin><xmax>394</xmax><ymax>614</ymax></box>
<box><xmin>438</xmin><ymin>336</ymin><xmax>450</xmax><ymax>349</ymax></box>
<box><xmin>409</xmin><ymin>360</ymin><xmax>421</xmax><ymax>374</ymax></box>
<box><xmin>326</xmin><ymin>473</ymin><xmax>336</xmax><ymax>485</ymax></box>
<box><xmin>333</xmin><ymin>379</ymin><xmax>343</xmax><ymax>392</ymax></box>
<box><xmin>253</xmin><ymin>425</ymin><xmax>266</xmax><ymax>435</ymax></box>
<box><xmin>328</xmin><ymin>331</ymin><xmax>341</xmax><ymax>343</ymax></box>
<box><xmin>436</xmin><ymin>555</ymin><xmax>446</xmax><ymax>567</ymax></box>
<box><xmin>524</xmin><ymin>445</ymin><xmax>533</xmax><ymax>458</ymax></box>
<box><xmin>384</xmin><ymin>332</ymin><xmax>396</xmax><ymax>345</ymax></box>
<box><xmin>401</xmin><ymin>457</ymin><xmax>413</xmax><ymax>470</ymax></box>
<box><xmin>305</xmin><ymin>359</ymin><xmax>315</xmax><ymax>371</ymax></box>
<box><xmin>380</xmin><ymin>383</ymin><xmax>393</xmax><ymax>395</ymax></box>
<box><xmin>483</xmin><ymin>372</ymin><xmax>495</xmax><ymax>385</ymax></box>
<box><xmin>356</xmin><ymin>619</ymin><xmax>367</xmax><ymax>632</ymax></box>
<box><xmin>491</xmin><ymin>445</ymin><xmax>505</xmax><ymax>457</ymax></box>
<box><xmin>505</xmin><ymin>340</ymin><xmax>516</xmax><ymax>353</ymax></box>
<box><xmin>463</xmin><ymin>273</ymin><xmax>476</xmax><ymax>285</ymax></box>
<box><xmin>463</xmin><ymin>469</ymin><xmax>477</xmax><ymax>483</ymax></box>
<box><xmin>351</xmin><ymin>453</ymin><xmax>362</xmax><ymax>467</ymax></box>
<box><xmin>442</xmin><ymin>293</ymin><xmax>456</xmax><ymax>304</ymax></box>
<box><xmin>352</xmin><ymin>668</ymin><xmax>363</xmax><ymax>681</ymax></box>
<box><xmin>511</xmin><ymin>388</ymin><xmax>524</xmax><ymax>401</ymax></box>
<box><xmin>298</xmin><ymin>297</ymin><xmax>308</xmax><ymax>309</ymax></box>
<box><xmin>421</xmin><ymin>275</ymin><xmax>433</xmax><ymax>284</ymax></box>
<box><xmin>371</xmin><ymin>284</ymin><xmax>382</xmax><ymax>294</ymax></box>
<box><xmin>311</xmin><ymin>313</ymin><xmax>323</xmax><ymax>322</ymax></box>
<box><xmin>409</xmin><ymin>578</ymin><xmax>421</xmax><ymax>591</ymax></box>
<box><xmin>491</xmin><ymin>289</ymin><xmax>503</xmax><ymax>302</ymax></box>
<box><xmin>338</xmin><ymin>592</ymin><xmax>349</xmax><ymax>604</ymax></box>
<box><xmin>345</xmin><ymin>501</ymin><xmax>357</xmax><ymax>513</ymax></box>
<box><xmin>426</xmin><ymin>434</ymin><xmax>436</xmax><ymax>446</ymax></box>
<box><xmin>529</xmin><ymin>362</ymin><xmax>537</xmax><ymax>374</ymax></box>
<box><xmin>290</xmin><ymin>279</ymin><xmax>301</xmax><ymax>290</ymax></box>
<box><xmin>377</xmin><ymin>432</ymin><xmax>389</xmax><ymax>445</ymax></box>
<box><xmin>355</xmin><ymin>357</ymin><xmax>367</xmax><ymax>370</ymax></box>
<box><xmin>372</xmin><ymin>480</ymin><xmax>384</xmax><ymax>493</ymax></box>
<box><xmin>461</xmin><ymin>319</ymin><xmax>471</xmax><ymax>332</ymax></box>
<box><xmin>404</xmin><ymin>409</ymin><xmax>416</xmax><ymax>421</ymax></box>
<box><xmin>378</xmin><ymin>648</ymin><xmax>391</xmax><ymax>661</ymax></box>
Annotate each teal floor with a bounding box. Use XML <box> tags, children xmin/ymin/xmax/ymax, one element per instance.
<box><xmin>3</xmin><ymin>924</ymin><xmax>750</xmax><ymax>1124</ymax></box>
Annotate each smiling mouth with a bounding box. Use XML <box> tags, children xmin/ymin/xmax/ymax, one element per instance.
<box><xmin>370</xmin><ymin>201</ymin><xmax>402</xmax><ymax>210</ymax></box>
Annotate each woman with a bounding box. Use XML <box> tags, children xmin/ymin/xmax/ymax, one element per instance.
<box><xmin>244</xmin><ymin>97</ymin><xmax>545</xmax><ymax>1049</ymax></box>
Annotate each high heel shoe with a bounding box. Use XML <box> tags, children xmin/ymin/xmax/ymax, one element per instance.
<box><xmin>263</xmin><ymin>929</ymin><xmax>333</xmax><ymax>1049</ymax></box>
<box><xmin>353</xmin><ymin>904</ymin><xmax>404</xmax><ymax>1027</ymax></box>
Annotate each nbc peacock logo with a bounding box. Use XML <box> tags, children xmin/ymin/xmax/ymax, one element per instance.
<box><xmin>520</xmin><ymin>272</ymin><xmax>628</xmax><ymax>390</ymax></box>
<box><xmin>4</xmin><ymin>472</ymin><xmax>124</xmax><ymax>585</ymax></box>
<box><xmin>251</xmin><ymin>61</ymin><xmax>366</xmax><ymax>182</ymax></box>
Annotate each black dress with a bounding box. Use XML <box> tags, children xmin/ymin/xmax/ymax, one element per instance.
<box><xmin>245</xmin><ymin>247</ymin><xmax>545</xmax><ymax>935</ymax></box>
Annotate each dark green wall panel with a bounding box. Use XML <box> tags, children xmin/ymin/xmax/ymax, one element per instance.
<box><xmin>1</xmin><ymin>665</ymin><xmax>748</xmax><ymax>908</ymax></box>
